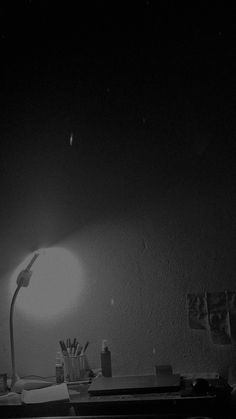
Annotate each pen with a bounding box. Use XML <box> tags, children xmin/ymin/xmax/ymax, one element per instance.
<box><xmin>75</xmin><ymin>343</ymin><xmax>82</xmax><ymax>357</ymax></box>
<box><xmin>72</xmin><ymin>342</ymin><xmax>77</xmax><ymax>355</ymax></box>
<box><xmin>66</xmin><ymin>338</ymin><xmax>71</xmax><ymax>355</ymax></box>
<box><xmin>81</xmin><ymin>341</ymin><xmax>89</xmax><ymax>355</ymax></box>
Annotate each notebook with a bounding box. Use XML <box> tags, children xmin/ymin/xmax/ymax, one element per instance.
<box><xmin>88</xmin><ymin>374</ymin><xmax>181</xmax><ymax>396</ymax></box>
<box><xmin>21</xmin><ymin>382</ymin><xmax>70</xmax><ymax>404</ymax></box>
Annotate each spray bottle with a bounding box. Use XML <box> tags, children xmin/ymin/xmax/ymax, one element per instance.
<box><xmin>101</xmin><ymin>339</ymin><xmax>112</xmax><ymax>377</ymax></box>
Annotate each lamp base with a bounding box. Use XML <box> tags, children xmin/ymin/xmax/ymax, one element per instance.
<box><xmin>11</xmin><ymin>378</ymin><xmax>53</xmax><ymax>393</ymax></box>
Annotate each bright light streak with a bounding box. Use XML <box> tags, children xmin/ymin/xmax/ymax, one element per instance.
<box><xmin>10</xmin><ymin>247</ymin><xmax>83</xmax><ymax>321</ymax></box>
<box><xmin>70</xmin><ymin>132</ymin><xmax>73</xmax><ymax>146</ymax></box>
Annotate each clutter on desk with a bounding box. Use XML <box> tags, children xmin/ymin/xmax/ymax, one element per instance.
<box><xmin>0</xmin><ymin>391</ymin><xmax>21</xmax><ymax>403</ymax></box>
<box><xmin>101</xmin><ymin>339</ymin><xmax>112</xmax><ymax>377</ymax></box>
<box><xmin>181</xmin><ymin>372</ymin><xmax>232</xmax><ymax>399</ymax></box>
<box><xmin>58</xmin><ymin>338</ymin><xmax>92</xmax><ymax>383</ymax></box>
<box><xmin>191</xmin><ymin>377</ymin><xmax>210</xmax><ymax>395</ymax></box>
<box><xmin>12</xmin><ymin>378</ymin><xmax>53</xmax><ymax>393</ymax></box>
<box><xmin>155</xmin><ymin>364</ymin><xmax>173</xmax><ymax>376</ymax></box>
<box><xmin>0</xmin><ymin>374</ymin><xmax>7</xmax><ymax>395</ymax></box>
<box><xmin>21</xmin><ymin>382</ymin><xmax>69</xmax><ymax>404</ymax></box>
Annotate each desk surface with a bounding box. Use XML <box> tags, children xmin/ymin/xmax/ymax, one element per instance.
<box><xmin>0</xmin><ymin>376</ymin><xmax>232</xmax><ymax>418</ymax></box>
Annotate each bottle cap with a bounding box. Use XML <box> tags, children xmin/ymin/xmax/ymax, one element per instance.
<box><xmin>102</xmin><ymin>339</ymin><xmax>108</xmax><ymax>351</ymax></box>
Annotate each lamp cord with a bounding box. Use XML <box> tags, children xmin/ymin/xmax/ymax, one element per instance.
<box><xmin>10</xmin><ymin>283</ymin><xmax>22</xmax><ymax>387</ymax></box>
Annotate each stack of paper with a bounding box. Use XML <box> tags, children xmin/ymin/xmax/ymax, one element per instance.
<box><xmin>21</xmin><ymin>382</ymin><xmax>70</xmax><ymax>404</ymax></box>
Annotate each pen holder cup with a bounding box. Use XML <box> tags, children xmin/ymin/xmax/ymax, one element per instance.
<box><xmin>63</xmin><ymin>354</ymin><xmax>89</xmax><ymax>382</ymax></box>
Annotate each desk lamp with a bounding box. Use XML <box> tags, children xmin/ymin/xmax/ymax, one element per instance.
<box><xmin>10</xmin><ymin>251</ymin><xmax>51</xmax><ymax>392</ymax></box>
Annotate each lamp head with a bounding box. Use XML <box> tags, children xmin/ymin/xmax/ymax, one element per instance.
<box><xmin>11</xmin><ymin>246</ymin><xmax>82</xmax><ymax>320</ymax></box>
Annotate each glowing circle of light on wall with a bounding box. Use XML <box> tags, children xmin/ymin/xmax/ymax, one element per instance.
<box><xmin>10</xmin><ymin>247</ymin><xmax>82</xmax><ymax>320</ymax></box>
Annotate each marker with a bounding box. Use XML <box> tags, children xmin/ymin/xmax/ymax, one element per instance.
<box><xmin>59</xmin><ymin>340</ymin><xmax>69</xmax><ymax>357</ymax></box>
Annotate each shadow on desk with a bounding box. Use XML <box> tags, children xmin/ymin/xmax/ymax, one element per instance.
<box><xmin>0</xmin><ymin>402</ymin><xmax>71</xmax><ymax>418</ymax></box>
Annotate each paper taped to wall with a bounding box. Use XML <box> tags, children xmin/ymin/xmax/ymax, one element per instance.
<box><xmin>227</xmin><ymin>291</ymin><xmax>236</xmax><ymax>343</ymax></box>
<box><xmin>187</xmin><ymin>293</ymin><xmax>208</xmax><ymax>330</ymax></box>
<box><xmin>187</xmin><ymin>291</ymin><xmax>236</xmax><ymax>345</ymax></box>
<box><xmin>207</xmin><ymin>292</ymin><xmax>231</xmax><ymax>344</ymax></box>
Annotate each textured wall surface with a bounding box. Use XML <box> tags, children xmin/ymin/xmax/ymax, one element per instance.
<box><xmin>1</xmin><ymin>157</ymin><xmax>235</xmax><ymax>380</ymax></box>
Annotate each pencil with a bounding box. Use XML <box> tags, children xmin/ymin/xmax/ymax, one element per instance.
<box><xmin>82</xmin><ymin>341</ymin><xmax>89</xmax><ymax>354</ymax></box>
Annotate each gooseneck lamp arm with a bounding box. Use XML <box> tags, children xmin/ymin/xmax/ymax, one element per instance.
<box><xmin>10</xmin><ymin>283</ymin><xmax>22</xmax><ymax>387</ymax></box>
<box><xmin>10</xmin><ymin>253</ymin><xmax>39</xmax><ymax>389</ymax></box>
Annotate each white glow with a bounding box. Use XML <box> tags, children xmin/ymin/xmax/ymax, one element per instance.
<box><xmin>10</xmin><ymin>247</ymin><xmax>82</xmax><ymax>320</ymax></box>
